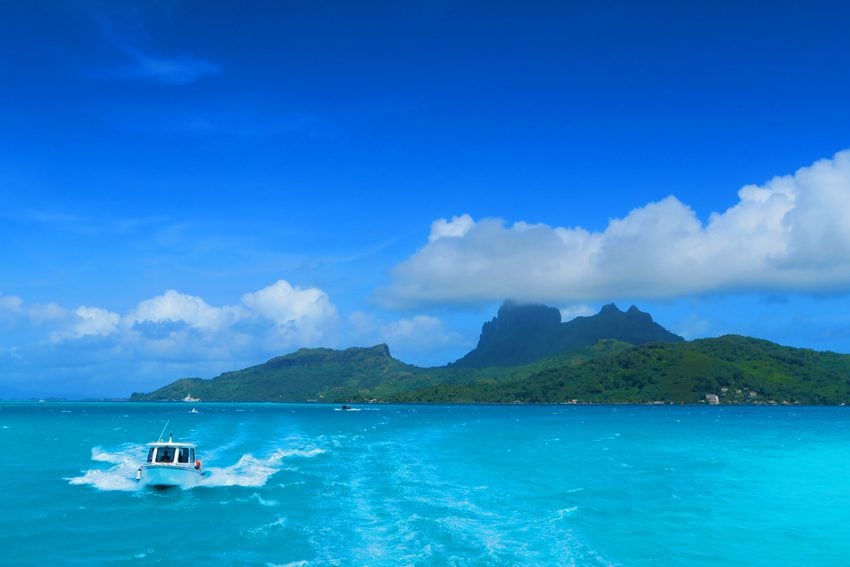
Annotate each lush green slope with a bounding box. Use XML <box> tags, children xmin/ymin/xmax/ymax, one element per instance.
<box><xmin>131</xmin><ymin>344</ymin><xmax>424</xmax><ymax>402</ymax></box>
<box><xmin>131</xmin><ymin>334</ymin><xmax>850</xmax><ymax>404</ymax></box>
<box><xmin>130</xmin><ymin>340</ymin><xmax>634</xmax><ymax>403</ymax></box>
<box><xmin>390</xmin><ymin>336</ymin><xmax>850</xmax><ymax>404</ymax></box>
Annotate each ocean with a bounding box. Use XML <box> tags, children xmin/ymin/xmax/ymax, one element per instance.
<box><xmin>0</xmin><ymin>402</ymin><xmax>848</xmax><ymax>565</ymax></box>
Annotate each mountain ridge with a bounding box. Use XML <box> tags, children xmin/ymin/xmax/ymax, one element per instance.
<box><xmin>451</xmin><ymin>301</ymin><xmax>684</xmax><ymax>368</ymax></box>
<box><xmin>130</xmin><ymin>303</ymin><xmax>850</xmax><ymax>404</ymax></box>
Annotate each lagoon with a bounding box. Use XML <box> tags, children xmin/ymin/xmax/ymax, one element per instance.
<box><xmin>1</xmin><ymin>402</ymin><xmax>847</xmax><ymax>565</ymax></box>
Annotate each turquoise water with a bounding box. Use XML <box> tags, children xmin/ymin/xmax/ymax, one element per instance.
<box><xmin>1</xmin><ymin>402</ymin><xmax>848</xmax><ymax>565</ymax></box>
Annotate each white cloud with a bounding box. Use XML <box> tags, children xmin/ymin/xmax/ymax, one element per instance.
<box><xmin>241</xmin><ymin>280</ymin><xmax>338</xmax><ymax>344</ymax></box>
<box><xmin>429</xmin><ymin>214</ymin><xmax>475</xmax><ymax>242</ymax></box>
<box><xmin>383</xmin><ymin>149</ymin><xmax>850</xmax><ymax>306</ymax></box>
<box><xmin>124</xmin><ymin>290</ymin><xmax>240</xmax><ymax>332</ymax></box>
<box><xmin>0</xmin><ymin>279</ymin><xmax>341</xmax><ymax>396</ymax></box>
<box><xmin>71</xmin><ymin>306</ymin><xmax>121</xmax><ymax>338</ymax></box>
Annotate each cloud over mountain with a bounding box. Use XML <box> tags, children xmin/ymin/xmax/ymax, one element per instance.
<box><xmin>384</xmin><ymin>150</ymin><xmax>850</xmax><ymax>306</ymax></box>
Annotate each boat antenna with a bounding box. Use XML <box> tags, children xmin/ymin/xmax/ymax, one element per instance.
<box><xmin>157</xmin><ymin>420</ymin><xmax>170</xmax><ymax>442</ymax></box>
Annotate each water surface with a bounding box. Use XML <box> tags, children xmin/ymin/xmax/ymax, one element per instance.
<box><xmin>1</xmin><ymin>402</ymin><xmax>847</xmax><ymax>565</ymax></box>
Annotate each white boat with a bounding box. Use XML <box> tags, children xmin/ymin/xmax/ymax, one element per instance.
<box><xmin>136</xmin><ymin>433</ymin><xmax>205</xmax><ymax>489</ymax></box>
<box><xmin>182</xmin><ymin>394</ymin><xmax>200</xmax><ymax>402</ymax></box>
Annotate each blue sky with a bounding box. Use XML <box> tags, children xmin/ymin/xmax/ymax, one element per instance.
<box><xmin>2</xmin><ymin>1</ymin><xmax>850</xmax><ymax>398</ymax></box>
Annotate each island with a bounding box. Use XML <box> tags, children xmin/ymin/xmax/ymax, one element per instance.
<box><xmin>131</xmin><ymin>302</ymin><xmax>850</xmax><ymax>405</ymax></box>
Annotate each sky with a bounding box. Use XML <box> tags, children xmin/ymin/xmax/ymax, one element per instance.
<box><xmin>2</xmin><ymin>0</ymin><xmax>850</xmax><ymax>398</ymax></box>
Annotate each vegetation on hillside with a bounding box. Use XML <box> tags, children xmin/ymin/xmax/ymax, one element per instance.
<box><xmin>131</xmin><ymin>336</ymin><xmax>850</xmax><ymax>405</ymax></box>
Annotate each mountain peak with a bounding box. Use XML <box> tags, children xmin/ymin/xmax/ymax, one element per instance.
<box><xmin>452</xmin><ymin>301</ymin><xmax>684</xmax><ymax>368</ymax></box>
<box><xmin>600</xmin><ymin>303</ymin><xmax>622</xmax><ymax>314</ymax></box>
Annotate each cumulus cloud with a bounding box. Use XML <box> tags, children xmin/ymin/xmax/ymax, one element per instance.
<box><xmin>0</xmin><ymin>280</ymin><xmax>340</xmax><ymax>396</ymax></box>
<box><xmin>429</xmin><ymin>214</ymin><xmax>475</xmax><ymax>242</ymax></box>
<box><xmin>125</xmin><ymin>290</ymin><xmax>240</xmax><ymax>332</ymax></box>
<box><xmin>68</xmin><ymin>306</ymin><xmax>120</xmax><ymax>339</ymax></box>
<box><xmin>383</xmin><ymin>149</ymin><xmax>850</xmax><ymax>306</ymax></box>
<box><xmin>241</xmin><ymin>280</ymin><xmax>338</xmax><ymax>343</ymax></box>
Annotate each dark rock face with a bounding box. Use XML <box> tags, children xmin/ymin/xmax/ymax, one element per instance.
<box><xmin>452</xmin><ymin>301</ymin><xmax>684</xmax><ymax>368</ymax></box>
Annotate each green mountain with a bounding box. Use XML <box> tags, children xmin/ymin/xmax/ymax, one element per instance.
<box><xmin>131</xmin><ymin>344</ymin><xmax>425</xmax><ymax>402</ymax></box>
<box><xmin>451</xmin><ymin>302</ymin><xmax>684</xmax><ymax>368</ymax></box>
<box><xmin>131</xmin><ymin>305</ymin><xmax>850</xmax><ymax>405</ymax></box>
<box><xmin>390</xmin><ymin>335</ymin><xmax>850</xmax><ymax>404</ymax></box>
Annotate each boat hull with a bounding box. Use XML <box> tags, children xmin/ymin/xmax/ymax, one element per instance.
<box><xmin>140</xmin><ymin>464</ymin><xmax>204</xmax><ymax>489</ymax></box>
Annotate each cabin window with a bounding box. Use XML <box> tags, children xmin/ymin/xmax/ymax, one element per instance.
<box><xmin>178</xmin><ymin>448</ymin><xmax>190</xmax><ymax>463</ymax></box>
<box><xmin>156</xmin><ymin>447</ymin><xmax>175</xmax><ymax>463</ymax></box>
<box><xmin>146</xmin><ymin>448</ymin><xmax>154</xmax><ymax>463</ymax></box>
<box><xmin>190</xmin><ymin>448</ymin><xmax>195</xmax><ymax>463</ymax></box>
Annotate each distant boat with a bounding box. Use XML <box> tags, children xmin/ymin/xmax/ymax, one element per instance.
<box><xmin>182</xmin><ymin>394</ymin><xmax>200</xmax><ymax>402</ymax></box>
<box><xmin>136</xmin><ymin>432</ymin><xmax>205</xmax><ymax>489</ymax></box>
<box><xmin>189</xmin><ymin>408</ymin><xmax>200</xmax><ymax>414</ymax></box>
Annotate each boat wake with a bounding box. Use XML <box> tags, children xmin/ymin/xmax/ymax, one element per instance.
<box><xmin>67</xmin><ymin>445</ymin><xmax>142</xmax><ymax>492</ymax></box>
<box><xmin>68</xmin><ymin>444</ymin><xmax>326</xmax><ymax>491</ymax></box>
<box><xmin>203</xmin><ymin>447</ymin><xmax>326</xmax><ymax>487</ymax></box>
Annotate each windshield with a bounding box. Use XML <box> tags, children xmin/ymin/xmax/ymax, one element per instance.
<box><xmin>156</xmin><ymin>447</ymin><xmax>176</xmax><ymax>463</ymax></box>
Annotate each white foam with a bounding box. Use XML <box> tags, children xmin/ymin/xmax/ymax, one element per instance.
<box><xmin>68</xmin><ymin>468</ymin><xmax>139</xmax><ymax>492</ymax></box>
<box><xmin>91</xmin><ymin>445</ymin><xmax>134</xmax><ymax>464</ymax></box>
<box><xmin>268</xmin><ymin>447</ymin><xmax>326</xmax><ymax>463</ymax></box>
<box><xmin>204</xmin><ymin>454</ymin><xmax>278</xmax><ymax>487</ymax></box>
<box><xmin>203</xmin><ymin>446</ymin><xmax>325</xmax><ymax>488</ymax></box>
<box><xmin>68</xmin><ymin>445</ymin><xmax>144</xmax><ymax>492</ymax></box>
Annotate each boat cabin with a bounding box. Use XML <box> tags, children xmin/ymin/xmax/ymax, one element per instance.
<box><xmin>146</xmin><ymin>443</ymin><xmax>196</xmax><ymax>465</ymax></box>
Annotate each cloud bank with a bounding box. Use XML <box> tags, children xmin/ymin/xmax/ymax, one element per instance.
<box><xmin>0</xmin><ymin>280</ymin><xmax>339</xmax><ymax>396</ymax></box>
<box><xmin>384</xmin><ymin>150</ymin><xmax>850</xmax><ymax>306</ymax></box>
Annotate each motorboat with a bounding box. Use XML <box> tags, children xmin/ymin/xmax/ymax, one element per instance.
<box><xmin>136</xmin><ymin>433</ymin><xmax>205</xmax><ymax>489</ymax></box>
<box><xmin>182</xmin><ymin>394</ymin><xmax>200</xmax><ymax>402</ymax></box>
